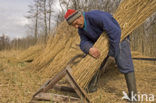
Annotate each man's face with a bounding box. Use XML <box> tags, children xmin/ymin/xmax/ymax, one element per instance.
<box><xmin>71</xmin><ymin>15</ymin><xmax>84</xmax><ymax>29</ymax></box>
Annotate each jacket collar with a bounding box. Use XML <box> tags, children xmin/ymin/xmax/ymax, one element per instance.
<box><xmin>83</xmin><ymin>12</ymin><xmax>87</xmax><ymax>31</ymax></box>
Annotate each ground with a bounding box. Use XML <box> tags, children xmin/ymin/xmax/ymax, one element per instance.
<box><xmin>0</xmin><ymin>50</ymin><xmax>155</xmax><ymax>103</ymax></box>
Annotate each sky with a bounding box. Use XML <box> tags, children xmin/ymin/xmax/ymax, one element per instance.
<box><xmin>0</xmin><ymin>0</ymin><xmax>35</xmax><ymax>39</ymax></box>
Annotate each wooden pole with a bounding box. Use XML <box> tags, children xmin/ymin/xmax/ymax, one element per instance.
<box><xmin>33</xmin><ymin>93</ymin><xmax>80</xmax><ymax>103</ymax></box>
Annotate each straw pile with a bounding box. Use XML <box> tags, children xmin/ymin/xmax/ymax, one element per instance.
<box><xmin>71</xmin><ymin>0</ymin><xmax>156</xmax><ymax>89</ymax></box>
<box><xmin>6</xmin><ymin>45</ymin><xmax>43</xmax><ymax>64</ymax></box>
<box><xmin>27</xmin><ymin>22</ymin><xmax>83</xmax><ymax>77</ymax></box>
<box><xmin>17</xmin><ymin>45</ymin><xmax>44</xmax><ymax>62</ymax></box>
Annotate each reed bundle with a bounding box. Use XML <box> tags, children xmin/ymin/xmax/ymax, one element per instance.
<box><xmin>28</xmin><ymin>22</ymin><xmax>83</xmax><ymax>76</ymax></box>
<box><xmin>17</xmin><ymin>45</ymin><xmax>43</xmax><ymax>63</ymax></box>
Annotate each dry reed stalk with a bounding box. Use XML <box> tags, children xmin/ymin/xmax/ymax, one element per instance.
<box><xmin>38</xmin><ymin>36</ymin><xmax>83</xmax><ymax>77</ymax></box>
<box><xmin>28</xmin><ymin>22</ymin><xmax>81</xmax><ymax>72</ymax></box>
<box><xmin>16</xmin><ymin>45</ymin><xmax>44</xmax><ymax>63</ymax></box>
<box><xmin>71</xmin><ymin>0</ymin><xmax>156</xmax><ymax>89</ymax></box>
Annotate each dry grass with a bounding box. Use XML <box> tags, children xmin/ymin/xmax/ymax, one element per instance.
<box><xmin>0</xmin><ymin>50</ymin><xmax>155</xmax><ymax>103</ymax></box>
<box><xmin>89</xmin><ymin>59</ymin><xmax>156</xmax><ymax>103</ymax></box>
<box><xmin>4</xmin><ymin>45</ymin><xmax>44</xmax><ymax>65</ymax></box>
<box><xmin>17</xmin><ymin>45</ymin><xmax>44</xmax><ymax>62</ymax></box>
<box><xmin>0</xmin><ymin>50</ymin><xmax>52</xmax><ymax>103</ymax></box>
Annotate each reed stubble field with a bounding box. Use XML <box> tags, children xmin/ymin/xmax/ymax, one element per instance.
<box><xmin>0</xmin><ymin>50</ymin><xmax>155</xmax><ymax>103</ymax></box>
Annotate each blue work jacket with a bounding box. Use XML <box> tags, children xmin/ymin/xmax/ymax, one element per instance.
<box><xmin>78</xmin><ymin>10</ymin><xmax>121</xmax><ymax>57</ymax></box>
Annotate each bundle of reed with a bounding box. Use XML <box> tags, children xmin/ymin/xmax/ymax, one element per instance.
<box><xmin>28</xmin><ymin>22</ymin><xmax>82</xmax><ymax>74</ymax></box>
<box><xmin>17</xmin><ymin>45</ymin><xmax>44</xmax><ymax>63</ymax></box>
<box><xmin>72</xmin><ymin>0</ymin><xmax>156</xmax><ymax>89</ymax></box>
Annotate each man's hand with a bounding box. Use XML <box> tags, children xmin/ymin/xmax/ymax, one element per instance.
<box><xmin>89</xmin><ymin>47</ymin><xmax>101</xmax><ymax>58</ymax></box>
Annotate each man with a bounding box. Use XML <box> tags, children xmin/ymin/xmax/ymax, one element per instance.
<box><xmin>64</xmin><ymin>9</ymin><xmax>137</xmax><ymax>101</ymax></box>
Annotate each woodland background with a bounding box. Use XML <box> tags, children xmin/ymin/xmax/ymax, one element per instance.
<box><xmin>0</xmin><ymin>0</ymin><xmax>155</xmax><ymax>58</ymax></box>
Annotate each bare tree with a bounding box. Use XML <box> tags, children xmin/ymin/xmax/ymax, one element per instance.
<box><xmin>43</xmin><ymin>0</ymin><xmax>48</xmax><ymax>43</ymax></box>
<box><xmin>0</xmin><ymin>34</ymin><xmax>10</xmax><ymax>50</ymax></box>
<box><xmin>56</xmin><ymin>0</ymin><xmax>71</xmax><ymax>25</ymax></box>
<box><xmin>71</xmin><ymin>0</ymin><xmax>80</xmax><ymax>9</ymax></box>
<box><xmin>47</xmin><ymin>0</ymin><xmax>54</xmax><ymax>35</ymax></box>
<box><xmin>34</xmin><ymin>0</ymin><xmax>39</xmax><ymax>42</ymax></box>
<box><xmin>26</xmin><ymin>0</ymin><xmax>41</xmax><ymax>43</ymax></box>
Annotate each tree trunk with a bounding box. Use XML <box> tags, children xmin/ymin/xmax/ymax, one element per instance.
<box><xmin>48</xmin><ymin>9</ymin><xmax>51</xmax><ymax>35</ymax></box>
<box><xmin>43</xmin><ymin>0</ymin><xmax>48</xmax><ymax>43</ymax></box>
<box><xmin>34</xmin><ymin>4</ymin><xmax>39</xmax><ymax>43</ymax></box>
<box><xmin>48</xmin><ymin>0</ymin><xmax>53</xmax><ymax>35</ymax></box>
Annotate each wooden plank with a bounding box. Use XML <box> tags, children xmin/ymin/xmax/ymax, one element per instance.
<box><xmin>32</xmin><ymin>69</ymin><xmax>66</xmax><ymax>98</ymax></box>
<box><xmin>54</xmin><ymin>84</ymin><xmax>75</xmax><ymax>93</ymax></box>
<box><xmin>34</xmin><ymin>93</ymin><xmax>80</xmax><ymax>103</ymax></box>
<box><xmin>65</xmin><ymin>66</ymin><xmax>90</xmax><ymax>103</ymax></box>
<box><xmin>43</xmin><ymin>69</ymin><xmax>66</xmax><ymax>92</ymax></box>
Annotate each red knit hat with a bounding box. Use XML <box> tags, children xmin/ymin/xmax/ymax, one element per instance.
<box><xmin>64</xmin><ymin>9</ymin><xmax>81</xmax><ymax>25</ymax></box>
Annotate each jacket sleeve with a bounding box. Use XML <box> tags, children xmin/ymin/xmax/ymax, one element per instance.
<box><xmin>78</xmin><ymin>31</ymin><xmax>94</xmax><ymax>54</ymax></box>
<box><xmin>103</xmin><ymin>16</ymin><xmax>121</xmax><ymax>58</ymax></box>
<box><xmin>89</xmin><ymin>13</ymin><xmax>121</xmax><ymax>57</ymax></box>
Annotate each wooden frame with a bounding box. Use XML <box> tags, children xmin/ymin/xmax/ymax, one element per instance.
<box><xmin>30</xmin><ymin>66</ymin><xmax>90</xmax><ymax>103</ymax></box>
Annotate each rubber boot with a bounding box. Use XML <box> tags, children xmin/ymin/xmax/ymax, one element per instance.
<box><xmin>124</xmin><ymin>72</ymin><xmax>137</xmax><ymax>102</ymax></box>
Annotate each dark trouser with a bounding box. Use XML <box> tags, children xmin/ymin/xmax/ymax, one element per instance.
<box><xmin>109</xmin><ymin>37</ymin><xmax>137</xmax><ymax>101</ymax></box>
<box><xmin>113</xmin><ymin>38</ymin><xmax>134</xmax><ymax>73</ymax></box>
